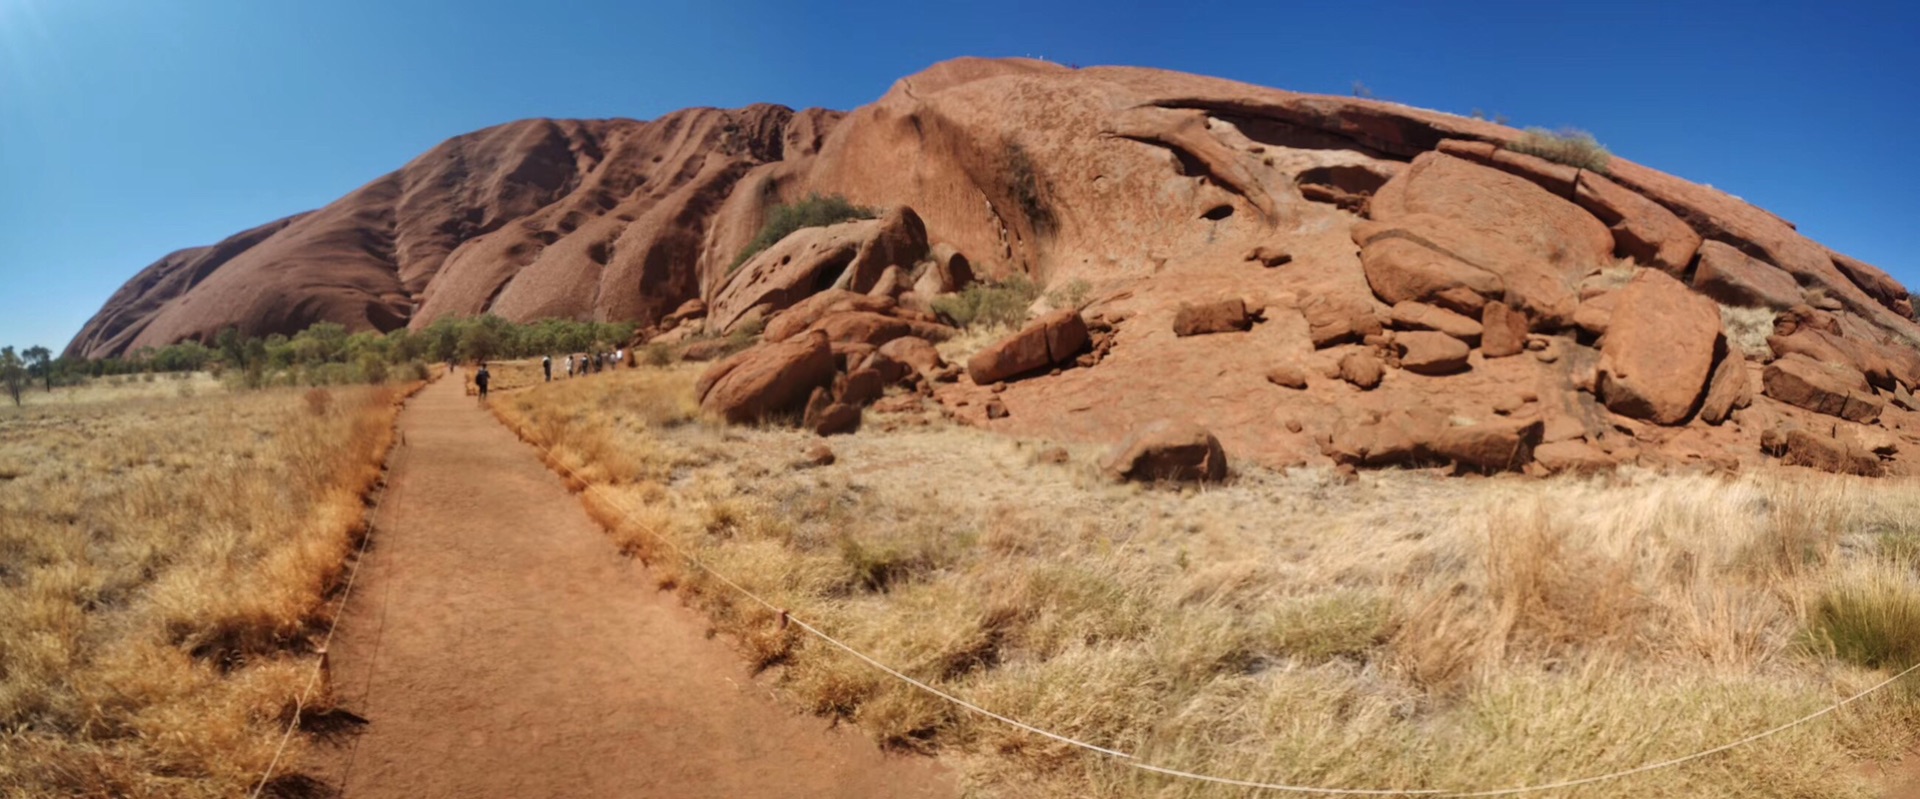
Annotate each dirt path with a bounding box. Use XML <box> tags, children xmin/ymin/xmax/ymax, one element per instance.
<box><xmin>309</xmin><ymin>377</ymin><xmax>952</xmax><ymax>798</ymax></box>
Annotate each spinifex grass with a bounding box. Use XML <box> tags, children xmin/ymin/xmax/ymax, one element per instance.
<box><xmin>496</xmin><ymin>366</ymin><xmax>1920</xmax><ymax>798</ymax></box>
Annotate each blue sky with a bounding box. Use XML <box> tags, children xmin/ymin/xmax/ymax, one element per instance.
<box><xmin>2</xmin><ymin>0</ymin><xmax>1914</xmax><ymax>353</ymax></box>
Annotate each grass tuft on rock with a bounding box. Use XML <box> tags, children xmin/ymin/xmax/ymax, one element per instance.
<box><xmin>1505</xmin><ymin>127</ymin><xmax>1612</xmax><ymax>174</ymax></box>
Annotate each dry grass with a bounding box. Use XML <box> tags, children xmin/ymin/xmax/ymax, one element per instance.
<box><xmin>1506</xmin><ymin>127</ymin><xmax>1613</xmax><ymax>174</ymax></box>
<box><xmin>496</xmin><ymin>367</ymin><xmax>1920</xmax><ymax>798</ymax></box>
<box><xmin>1721</xmin><ymin>304</ymin><xmax>1779</xmax><ymax>360</ymax></box>
<box><xmin>14</xmin><ymin>372</ymin><xmax>224</xmax><ymax>408</ymax></box>
<box><xmin>0</xmin><ymin>377</ymin><xmax>409</xmax><ymax>797</ymax></box>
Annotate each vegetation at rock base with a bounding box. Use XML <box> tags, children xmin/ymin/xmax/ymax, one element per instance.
<box><xmin>931</xmin><ymin>276</ymin><xmax>1040</xmax><ymax>329</ymax></box>
<box><xmin>1506</xmin><ymin>126</ymin><xmax>1613</xmax><ymax>173</ymax></box>
<box><xmin>495</xmin><ymin>365</ymin><xmax>1920</xmax><ymax>799</ymax></box>
<box><xmin>731</xmin><ymin>193</ymin><xmax>878</xmax><ymax>273</ymax></box>
<box><xmin>5</xmin><ymin>316</ymin><xmax>635</xmax><ymax>398</ymax></box>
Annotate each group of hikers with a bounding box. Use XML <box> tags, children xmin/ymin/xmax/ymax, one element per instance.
<box><xmin>464</xmin><ymin>349</ymin><xmax>630</xmax><ymax>399</ymax></box>
<box><xmin>546</xmin><ymin>349</ymin><xmax>626</xmax><ymax>381</ymax></box>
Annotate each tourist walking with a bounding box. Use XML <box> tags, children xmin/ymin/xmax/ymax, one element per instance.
<box><xmin>475</xmin><ymin>362</ymin><xmax>491</xmax><ymax>398</ymax></box>
<box><xmin>542</xmin><ymin>355</ymin><xmax>552</xmax><ymax>382</ymax></box>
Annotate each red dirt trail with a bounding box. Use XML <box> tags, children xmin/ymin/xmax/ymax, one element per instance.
<box><xmin>307</xmin><ymin>376</ymin><xmax>953</xmax><ymax>798</ymax></box>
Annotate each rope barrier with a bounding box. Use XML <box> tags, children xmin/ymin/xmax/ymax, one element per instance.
<box><xmin>247</xmin><ymin>432</ymin><xmax>409</xmax><ymax>799</ymax></box>
<box><xmin>544</xmin><ymin>443</ymin><xmax>1920</xmax><ymax>797</ymax></box>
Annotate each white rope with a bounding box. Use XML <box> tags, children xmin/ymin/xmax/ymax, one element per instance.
<box><xmin>247</xmin><ymin>432</ymin><xmax>409</xmax><ymax>799</ymax></box>
<box><xmin>540</xmin><ymin>423</ymin><xmax>1920</xmax><ymax>796</ymax></box>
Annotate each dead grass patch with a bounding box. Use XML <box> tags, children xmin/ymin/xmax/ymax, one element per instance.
<box><xmin>0</xmin><ymin>377</ymin><xmax>408</xmax><ymax>796</ymax></box>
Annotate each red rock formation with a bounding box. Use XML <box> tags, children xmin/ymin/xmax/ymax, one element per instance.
<box><xmin>72</xmin><ymin>57</ymin><xmax>1920</xmax><ymax>477</ymax></box>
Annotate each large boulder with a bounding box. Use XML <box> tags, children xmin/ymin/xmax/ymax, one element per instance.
<box><xmin>912</xmin><ymin>244</ymin><xmax>975</xmax><ymax>296</ymax></box>
<box><xmin>1363</xmin><ymin>152</ymin><xmax>1614</xmax><ymax>328</ymax></box>
<box><xmin>1353</xmin><ymin>233</ymin><xmax>1501</xmax><ymax>316</ymax></box>
<box><xmin>1597</xmin><ymin>270</ymin><xmax>1722</xmax><ymax>424</ymax></box>
<box><xmin>1533</xmin><ymin>440</ymin><xmax>1617</xmax><ymax>475</ymax></box>
<box><xmin>1762</xmin><ymin>353</ymin><xmax>1883</xmax><ymax>424</ymax></box>
<box><xmin>1829</xmin><ymin>251</ymin><xmax>1911</xmax><ymax>317</ymax></box>
<box><xmin>1691</xmin><ymin>241</ymin><xmax>1803</xmax><ymax>309</ymax></box>
<box><xmin>1302</xmin><ymin>294</ymin><xmax>1386</xmax><ymax>348</ymax></box>
<box><xmin>868</xmin><ymin>265</ymin><xmax>910</xmax><ymax>299</ymax></box>
<box><xmin>1339</xmin><ymin>350</ymin><xmax>1385</xmax><ymax>389</ymax></box>
<box><xmin>1430</xmin><ymin>417</ymin><xmax>1544</xmax><ymax>472</ymax></box>
<box><xmin>1101</xmin><ymin>419</ymin><xmax>1229</xmax><ymax>483</ymax></box>
<box><xmin>1777</xmin><ymin>427</ymin><xmax>1882</xmax><ymax>477</ymax></box>
<box><xmin>876</xmin><ymin>336</ymin><xmax>944</xmax><ymax>377</ymax></box>
<box><xmin>1329</xmin><ymin>407</ymin><xmax>1438</xmax><ymax>467</ymax></box>
<box><xmin>763</xmin><ymin>290</ymin><xmax>899</xmax><ymax>342</ymax></box>
<box><xmin>966</xmin><ymin>310</ymin><xmax>1089</xmax><ymax>384</ymax></box>
<box><xmin>1435</xmin><ymin>140</ymin><xmax>1699</xmax><ymax>276</ymax></box>
<box><xmin>804</xmin><ymin>310</ymin><xmax>954</xmax><ymax>349</ymax></box>
<box><xmin>1395</xmin><ymin>331</ymin><xmax>1471</xmax><ymax>375</ymax></box>
<box><xmin>1570</xmin><ymin>172</ymin><xmax>1701</xmax><ymax>276</ymax></box>
<box><xmin>709</xmin><ymin>223</ymin><xmax>874</xmax><ymax>334</ymax></box>
<box><xmin>1436</xmin><ymin>139</ymin><xmax>1577</xmax><ymax>197</ymax></box>
<box><xmin>834</xmin><ymin>206</ymin><xmax>930</xmax><ymax>295</ymax></box>
<box><xmin>697</xmin><ymin>330</ymin><xmax>836</xmax><ymax>424</ymax></box>
<box><xmin>1480</xmin><ymin>300</ymin><xmax>1529</xmax><ymax>358</ymax></box>
<box><xmin>1173</xmin><ymin>298</ymin><xmax>1253</xmax><ymax>336</ymax></box>
<box><xmin>1769</xmin><ymin>326</ymin><xmax>1900</xmax><ymax>391</ymax></box>
<box><xmin>1390</xmin><ymin>301</ymin><xmax>1482</xmax><ymax>343</ymax></box>
<box><xmin>1329</xmin><ymin>407</ymin><xmax>1539</xmax><ymax>472</ymax></box>
<box><xmin>1698</xmin><ymin>354</ymin><xmax>1753</xmax><ymax>425</ymax></box>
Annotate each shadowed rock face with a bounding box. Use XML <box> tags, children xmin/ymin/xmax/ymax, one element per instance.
<box><xmin>71</xmin><ymin>57</ymin><xmax>1920</xmax><ymax>476</ymax></box>
<box><xmin>68</xmin><ymin>107</ymin><xmax>832</xmax><ymax>358</ymax></box>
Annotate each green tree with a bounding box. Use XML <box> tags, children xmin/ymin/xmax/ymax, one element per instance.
<box><xmin>22</xmin><ymin>346</ymin><xmax>52</xmax><ymax>392</ymax></box>
<box><xmin>0</xmin><ymin>347</ymin><xmax>25</xmax><ymax>406</ymax></box>
<box><xmin>216</xmin><ymin>327</ymin><xmax>246</xmax><ymax>367</ymax></box>
<box><xmin>423</xmin><ymin>317</ymin><xmax>462</xmax><ymax>363</ymax></box>
<box><xmin>458</xmin><ymin>315</ymin><xmax>512</xmax><ymax>363</ymax></box>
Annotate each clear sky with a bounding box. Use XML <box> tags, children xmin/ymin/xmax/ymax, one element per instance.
<box><xmin>2</xmin><ymin>0</ymin><xmax>1914</xmax><ymax>353</ymax></box>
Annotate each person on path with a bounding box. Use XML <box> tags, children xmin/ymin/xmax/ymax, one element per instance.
<box><xmin>542</xmin><ymin>355</ymin><xmax>552</xmax><ymax>382</ymax></box>
<box><xmin>475</xmin><ymin>362</ymin><xmax>491</xmax><ymax>398</ymax></box>
<box><xmin>565</xmin><ymin>355</ymin><xmax>574</xmax><ymax>378</ymax></box>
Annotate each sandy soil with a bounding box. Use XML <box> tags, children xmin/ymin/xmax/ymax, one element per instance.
<box><xmin>306</xmin><ymin>376</ymin><xmax>951</xmax><ymax>798</ymax></box>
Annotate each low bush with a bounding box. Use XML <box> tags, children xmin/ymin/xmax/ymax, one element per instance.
<box><xmin>931</xmin><ymin>276</ymin><xmax>1040</xmax><ymax>329</ymax></box>
<box><xmin>730</xmin><ymin>193</ymin><xmax>877</xmax><ymax>273</ymax></box>
<box><xmin>1808</xmin><ymin>574</ymin><xmax>1920</xmax><ymax>670</ymax></box>
<box><xmin>1505</xmin><ymin>127</ymin><xmax>1612</xmax><ymax>174</ymax></box>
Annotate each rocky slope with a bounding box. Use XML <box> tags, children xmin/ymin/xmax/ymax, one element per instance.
<box><xmin>72</xmin><ymin>57</ymin><xmax>1920</xmax><ymax>475</ymax></box>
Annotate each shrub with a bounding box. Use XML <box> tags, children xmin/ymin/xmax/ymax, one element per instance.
<box><xmin>930</xmin><ymin>276</ymin><xmax>1040</xmax><ymax>329</ymax></box>
<box><xmin>730</xmin><ymin>193</ymin><xmax>877</xmax><ymax>273</ymax></box>
<box><xmin>1807</xmin><ymin>575</ymin><xmax>1920</xmax><ymax>670</ymax></box>
<box><xmin>1505</xmin><ymin>127</ymin><xmax>1612</xmax><ymax>174</ymax></box>
<box><xmin>1045</xmin><ymin>278</ymin><xmax>1093</xmax><ymax>311</ymax></box>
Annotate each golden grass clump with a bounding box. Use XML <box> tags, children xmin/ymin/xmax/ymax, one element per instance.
<box><xmin>0</xmin><ymin>376</ymin><xmax>408</xmax><ymax>797</ymax></box>
<box><xmin>1506</xmin><ymin>126</ymin><xmax>1613</xmax><ymax>173</ymax></box>
<box><xmin>1721</xmin><ymin>303</ymin><xmax>1780</xmax><ymax>360</ymax></box>
<box><xmin>497</xmin><ymin>367</ymin><xmax>1920</xmax><ymax>798</ymax></box>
